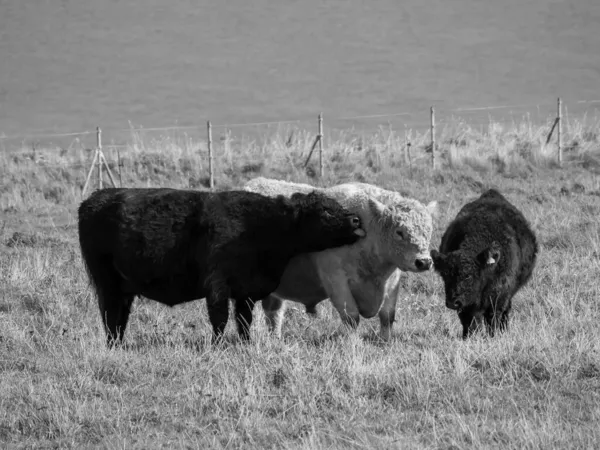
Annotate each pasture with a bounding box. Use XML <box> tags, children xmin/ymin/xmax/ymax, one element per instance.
<box><xmin>1</xmin><ymin>119</ymin><xmax>599</xmax><ymax>449</ymax></box>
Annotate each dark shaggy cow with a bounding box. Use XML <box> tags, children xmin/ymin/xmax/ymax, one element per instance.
<box><xmin>430</xmin><ymin>189</ymin><xmax>538</xmax><ymax>338</ymax></box>
<box><xmin>77</xmin><ymin>187</ymin><xmax>365</xmax><ymax>347</ymax></box>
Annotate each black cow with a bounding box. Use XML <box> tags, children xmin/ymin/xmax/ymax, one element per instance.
<box><xmin>430</xmin><ymin>189</ymin><xmax>538</xmax><ymax>338</ymax></box>
<box><xmin>77</xmin><ymin>187</ymin><xmax>365</xmax><ymax>347</ymax></box>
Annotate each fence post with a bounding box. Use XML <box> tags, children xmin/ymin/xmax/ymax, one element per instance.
<box><xmin>405</xmin><ymin>130</ymin><xmax>413</xmax><ymax>175</ymax></box>
<box><xmin>557</xmin><ymin>97</ymin><xmax>562</xmax><ymax>165</ymax></box>
<box><xmin>430</xmin><ymin>106</ymin><xmax>436</xmax><ymax>169</ymax></box>
<box><xmin>318</xmin><ymin>112</ymin><xmax>324</xmax><ymax>177</ymax></box>
<box><xmin>207</xmin><ymin>120</ymin><xmax>214</xmax><ymax>189</ymax></box>
<box><xmin>117</xmin><ymin>148</ymin><xmax>123</xmax><ymax>187</ymax></box>
<box><xmin>97</xmin><ymin>127</ymin><xmax>103</xmax><ymax>189</ymax></box>
<box><xmin>403</xmin><ymin>128</ymin><xmax>408</xmax><ymax>164</ymax></box>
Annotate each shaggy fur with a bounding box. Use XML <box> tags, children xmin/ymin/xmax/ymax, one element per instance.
<box><xmin>431</xmin><ymin>189</ymin><xmax>538</xmax><ymax>338</ymax></box>
<box><xmin>243</xmin><ymin>177</ymin><xmax>438</xmax><ymax>340</ymax></box>
<box><xmin>77</xmin><ymin>187</ymin><xmax>365</xmax><ymax>346</ymax></box>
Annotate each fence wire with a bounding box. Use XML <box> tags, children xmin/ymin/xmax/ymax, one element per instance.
<box><xmin>0</xmin><ymin>130</ymin><xmax>92</xmax><ymax>141</ymax></box>
<box><xmin>1</xmin><ymin>97</ymin><xmax>598</xmax><ymax>144</ymax></box>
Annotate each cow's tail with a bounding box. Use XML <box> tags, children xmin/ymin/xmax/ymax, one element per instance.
<box><xmin>77</xmin><ymin>196</ymin><xmax>112</xmax><ymax>299</ymax></box>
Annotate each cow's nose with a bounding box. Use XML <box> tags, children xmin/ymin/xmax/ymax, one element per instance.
<box><xmin>447</xmin><ymin>300</ymin><xmax>463</xmax><ymax>311</ymax></box>
<box><xmin>415</xmin><ymin>258</ymin><xmax>432</xmax><ymax>271</ymax></box>
<box><xmin>454</xmin><ymin>300</ymin><xmax>463</xmax><ymax>311</ymax></box>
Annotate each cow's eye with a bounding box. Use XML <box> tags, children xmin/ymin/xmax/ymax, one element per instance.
<box><xmin>396</xmin><ymin>230</ymin><xmax>405</xmax><ymax>240</ymax></box>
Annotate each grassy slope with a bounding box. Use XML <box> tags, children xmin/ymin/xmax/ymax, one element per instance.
<box><xmin>1</xmin><ymin>119</ymin><xmax>600</xmax><ymax>449</ymax></box>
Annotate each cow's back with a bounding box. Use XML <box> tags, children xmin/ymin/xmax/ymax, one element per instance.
<box><xmin>244</xmin><ymin>177</ymin><xmax>317</xmax><ymax>198</ymax></box>
<box><xmin>79</xmin><ymin>188</ymin><xmax>207</xmax><ymax>253</ymax></box>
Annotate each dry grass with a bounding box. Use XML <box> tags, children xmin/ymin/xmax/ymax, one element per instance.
<box><xmin>1</xmin><ymin>118</ymin><xmax>600</xmax><ymax>449</ymax></box>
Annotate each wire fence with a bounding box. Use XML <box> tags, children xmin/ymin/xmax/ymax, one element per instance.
<box><xmin>0</xmin><ymin>105</ymin><xmax>589</xmax><ymax>137</ymax></box>
<box><xmin>1</xmin><ymin>97</ymin><xmax>599</xmax><ymax>195</ymax></box>
<box><xmin>2</xmin><ymin>97</ymin><xmax>599</xmax><ymax>142</ymax></box>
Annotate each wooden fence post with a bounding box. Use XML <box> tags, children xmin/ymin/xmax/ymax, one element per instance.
<box><xmin>403</xmin><ymin>128</ymin><xmax>408</xmax><ymax>164</ymax></box>
<box><xmin>82</xmin><ymin>125</ymin><xmax>117</xmax><ymax>197</ymax></box>
<box><xmin>318</xmin><ymin>112</ymin><xmax>324</xmax><ymax>177</ymax></box>
<box><xmin>430</xmin><ymin>106</ymin><xmax>436</xmax><ymax>169</ymax></box>
<box><xmin>97</xmin><ymin>127</ymin><xmax>103</xmax><ymax>189</ymax></box>
<box><xmin>82</xmin><ymin>137</ymin><xmax>99</xmax><ymax>198</ymax></box>
<box><xmin>117</xmin><ymin>148</ymin><xmax>123</xmax><ymax>187</ymax></box>
<box><xmin>557</xmin><ymin>97</ymin><xmax>562</xmax><ymax>165</ymax></box>
<box><xmin>405</xmin><ymin>131</ymin><xmax>413</xmax><ymax>175</ymax></box>
<box><xmin>207</xmin><ymin>120</ymin><xmax>214</xmax><ymax>189</ymax></box>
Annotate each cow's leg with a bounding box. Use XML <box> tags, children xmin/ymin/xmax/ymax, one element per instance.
<box><xmin>500</xmin><ymin>299</ymin><xmax>512</xmax><ymax>332</ymax></box>
<box><xmin>235</xmin><ymin>297</ymin><xmax>256</xmax><ymax>342</ymax></box>
<box><xmin>328</xmin><ymin>282</ymin><xmax>360</xmax><ymax>331</ymax></box>
<box><xmin>458</xmin><ymin>311</ymin><xmax>476</xmax><ymax>339</ymax></box>
<box><xmin>499</xmin><ymin>308</ymin><xmax>510</xmax><ymax>331</ymax></box>
<box><xmin>378</xmin><ymin>308</ymin><xmax>396</xmax><ymax>343</ymax></box>
<box><xmin>205</xmin><ymin>278</ymin><xmax>230</xmax><ymax>343</ymax></box>
<box><xmin>262</xmin><ymin>294</ymin><xmax>286</xmax><ymax>338</ymax></box>
<box><xmin>458</xmin><ymin>312</ymin><xmax>471</xmax><ymax>339</ymax></box>
<box><xmin>484</xmin><ymin>314</ymin><xmax>499</xmax><ymax>337</ymax></box>
<box><xmin>460</xmin><ymin>310</ymin><xmax>485</xmax><ymax>339</ymax></box>
<box><xmin>484</xmin><ymin>309</ymin><xmax>502</xmax><ymax>337</ymax></box>
<box><xmin>102</xmin><ymin>293</ymin><xmax>135</xmax><ymax>348</ymax></box>
<box><xmin>90</xmin><ymin>259</ymin><xmax>134</xmax><ymax>348</ymax></box>
<box><xmin>378</xmin><ymin>272</ymin><xmax>401</xmax><ymax>342</ymax></box>
<box><xmin>485</xmin><ymin>301</ymin><xmax>511</xmax><ymax>336</ymax></box>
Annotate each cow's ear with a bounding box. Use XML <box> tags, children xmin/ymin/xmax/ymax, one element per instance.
<box><xmin>426</xmin><ymin>200</ymin><xmax>439</xmax><ymax>220</ymax></box>
<box><xmin>430</xmin><ymin>249</ymin><xmax>446</xmax><ymax>271</ymax></box>
<box><xmin>367</xmin><ymin>198</ymin><xmax>386</xmax><ymax>219</ymax></box>
<box><xmin>478</xmin><ymin>242</ymin><xmax>501</xmax><ymax>267</ymax></box>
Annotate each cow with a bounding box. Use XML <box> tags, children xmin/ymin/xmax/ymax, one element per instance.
<box><xmin>77</xmin><ymin>187</ymin><xmax>366</xmax><ymax>347</ymax></box>
<box><xmin>430</xmin><ymin>189</ymin><xmax>538</xmax><ymax>338</ymax></box>
<box><xmin>243</xmin><ymin>177</ymin><xmax>438</xmax><ymax>341</ymax></box>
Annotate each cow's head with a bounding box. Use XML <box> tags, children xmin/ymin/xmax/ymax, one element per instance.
<box><xmin>430</xmin><ymin>242</ymin><xmax>501</xmax><ymax>311</ymax></box>
<box><xmin>374</xmin><ymin>198</ymin><xmax>438</xmax><ymax>272</ymax></box>
<box><xmin>289</xmin><ymin>191</ymin><xmax>366</xmax><ymax>252</ymax></box>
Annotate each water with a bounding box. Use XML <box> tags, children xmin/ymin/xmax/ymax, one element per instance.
<box><xmin>1</xmin><ymin>0</ymin><xmax>599</xmax><ymax>146</ymax></box>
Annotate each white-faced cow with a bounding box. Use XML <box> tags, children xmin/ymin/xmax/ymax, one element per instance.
<box><xmin>430</xmin><ymin>189</ymin><xmax>538</xmax><ymax>338</ymax></box>
<box><xmin>77</xmin><ymin>187</ymin><xmax>365</xmax><ymax>347</ymax></box>
<box><xmin>244</xmin><ymin>177</ymin><xmax>438</xmax><ymax>341</ymax></box>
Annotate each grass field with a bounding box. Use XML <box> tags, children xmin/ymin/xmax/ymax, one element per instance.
<box><xmin>1</xmin><ymin>118</ymin><xmax>600</xmax><ymax>449</ymax></box>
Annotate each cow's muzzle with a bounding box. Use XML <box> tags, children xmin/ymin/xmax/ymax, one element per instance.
<box><xmin>446</xmin><ymin>300</ymin><xmax>463</xmax><ymax>311</ymax></box>
<box><xmin>415</xmin><ymin>257</ymin><xmax>432</xmax><ymax>271</ymax></box>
